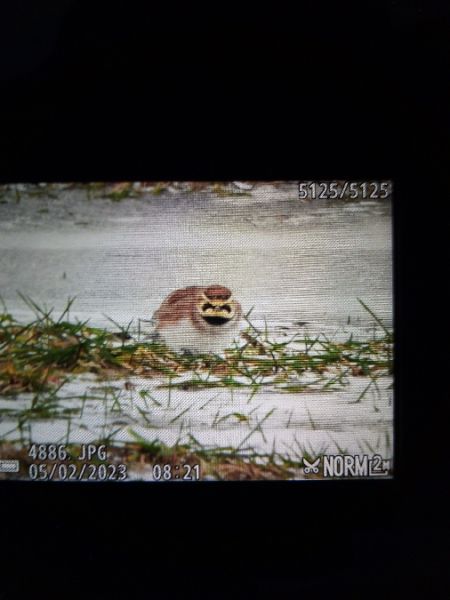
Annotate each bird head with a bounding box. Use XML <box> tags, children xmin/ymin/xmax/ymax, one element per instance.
<box><xmin>196</xmin><ymin>285</ymin><xmax>239</xmax><ymax>327</ymax></box>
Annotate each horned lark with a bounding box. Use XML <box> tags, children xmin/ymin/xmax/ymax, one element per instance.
<box><xmin>153</xmin><ymin>285</ymin><xmax>242</xmax><ymax>354</ymax></box>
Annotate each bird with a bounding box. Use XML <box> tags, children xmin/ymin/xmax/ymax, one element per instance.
<box><xmin>153</xmin><ymin>285</ymin><xmax>243</xmax><ymax>354</ymax></box>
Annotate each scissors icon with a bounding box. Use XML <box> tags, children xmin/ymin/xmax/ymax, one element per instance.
<box><xmin>303</xmin><ymin>457</ymin><xmax>321</xmax><ymax>474</ymax></box>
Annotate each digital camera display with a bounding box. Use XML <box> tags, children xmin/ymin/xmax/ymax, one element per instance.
<box><xmin>0</xmin><ymin>181</ymin><xmax>393</xmax><ymax>481</ymax></box>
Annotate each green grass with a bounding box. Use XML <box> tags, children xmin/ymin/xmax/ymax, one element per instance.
<box><xmin>0</xmin><ymin>295</ymin><xmax>127</xmax><ymax>395</ymax></box>
<box><xmin>0</xmin><ymin>432</ymin><xmax>393</xmax><ymax>481</ymax></box>
<box><xmin>0</xmin><ymin>295</ymin><xmax>393</xmax><ymax>480</ymax></box>
<box><xmin>0</xmin><ymin>295</ymin><xmax>393</xmax><ymax>396</ymax></box>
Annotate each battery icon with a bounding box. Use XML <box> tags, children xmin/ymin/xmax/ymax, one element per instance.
<box><xmin>0</xmin><ymin>460</ymin><xmax>20</xmax><ymax>473</ymax></box>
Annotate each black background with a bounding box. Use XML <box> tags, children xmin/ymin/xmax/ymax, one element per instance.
<box><xmin>1</xmin><ymin>1</ymin><xmax>449</xmax><ymax>597</ymax></box>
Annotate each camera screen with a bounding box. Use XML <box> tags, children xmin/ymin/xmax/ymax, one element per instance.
<box><xmin>0</xmin><ymin>181</ymin><xmax>393</xmax><ymax>481</ymax></box>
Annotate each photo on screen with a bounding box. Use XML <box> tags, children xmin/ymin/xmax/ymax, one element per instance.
<box><xmin>0</xmin><ymin>181</ymin><xmax>393</xmax><ymax>481</ymax></box>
